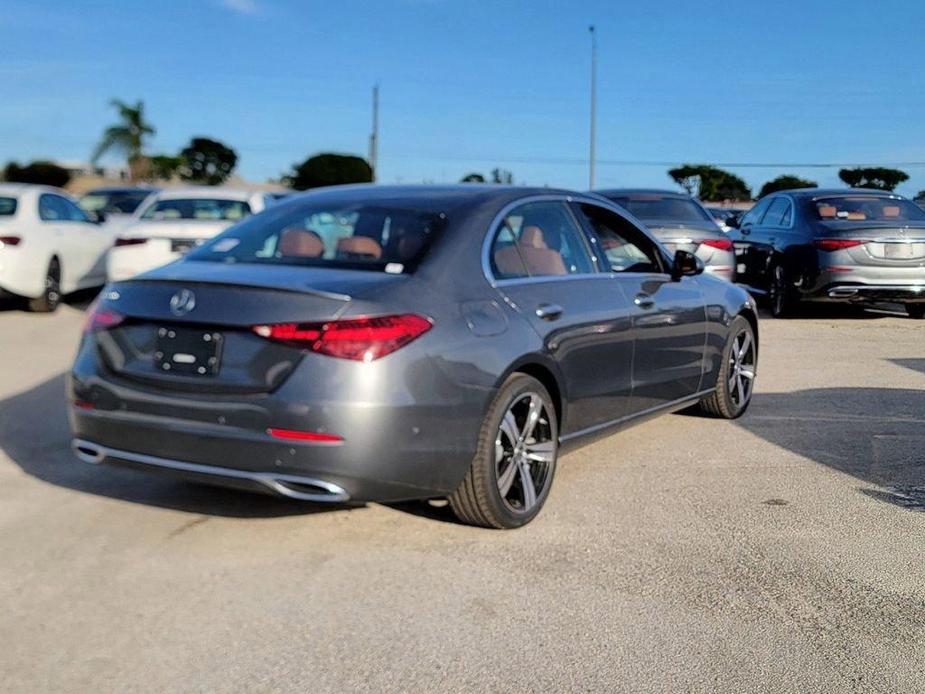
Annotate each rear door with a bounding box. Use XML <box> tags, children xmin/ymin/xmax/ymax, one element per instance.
<box><xmin>574</xmin><ymin>202</ymin><xmax>707</xmax><ymax>413</ymax></box>
<box><xmin>58</xmin><ymin>195</ymin><xmax>111</xmax><ymax>286</ymax></box>
<box><xmin>733</xmin><ymin>197</ymin><xmax>772</xmax><ymax>291</ymax></box>
<box><xmin>487</xmin><ymin>199</ymin><xmax>636</xmax><ymax>433</ymax></box>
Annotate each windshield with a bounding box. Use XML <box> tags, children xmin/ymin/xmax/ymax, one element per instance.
<box><xmin>80</xmin><ymin>191</ymin><xmax>151</xmax><ymax>215</ymax></box>
<box><xmin>140</xmin><ymin>198</ymin><xmax>251</xmax><ymax>221</ymax></box>
<box><xmin>814</xmin><ymin>196</ymin><xmax>925</xmax><ymax>222</ymax></box>
<box><xmin>188</xmin><ymin>201</ymin><xmax>446</xmax><ymax>273</ymax></box>
<box><xmin>606</xmin><ymin>195</ymin><xmax>713</xmax><ymax>223</ymax></box>
<box><xmin>0</xmin><ymin>197</ymin><xmax>16</xmax><ymax>216</ymax></box>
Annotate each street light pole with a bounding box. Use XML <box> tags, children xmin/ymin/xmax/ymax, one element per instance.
<box><xmin>588</xmin><ymin>25</ymin><xmax>597</xmax><ymax>190</ymax></box>
<box><xmin>369</xmin><ymin>84</ymin><xmax>379</xmax><ymax>182</ymax></box>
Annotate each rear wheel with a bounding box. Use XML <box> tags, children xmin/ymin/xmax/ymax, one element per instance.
<box><xmin>27</xmin><ymin>258</ymin><xmax>61</xmax><ymax>313</ymax></box>
<box><xmin>906</xmin><ymin>304</ymin><xmax>925</xmax><ymax>319</ymax></box>
<box><xmin>449</xmin><ymin>374</ymin><xmax>558</xmax><ymax>529</ymax></box>
<box><xmin>700</xmin><ymin>315</ymin><xmax>756</xmax><ymax>419</ymax></box>
<box><xmin>768</xmin><ymin>264</ymin><xmax>796</xmax><ymax>318</ymax></box>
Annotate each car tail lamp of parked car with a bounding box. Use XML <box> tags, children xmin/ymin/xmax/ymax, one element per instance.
<box><xmin>813</xmin><ymin>239</ymin><xmax>864</xmax><ymax>251</ymax></box>
<box><xmin>0</xmin><ymin>235</ymin><xmax>21</xmax><ymax>248</ymax></box>
<box><xmin>252</xmin><ymin>314</ymin><xmax>432</xmax><ymax>362</ymax></box>
<box><xmin>83</xmin><ymin>301</ymin><xmax>125</xmax><ymax>334</ymax></box>
<box><xmin>701</xmin><ymin>238</ymin><xmax>734</xmax><ymax>251</ymax></box>
<box><xmin>114</xmin><ymin>237</ymin><xmax>148</xmax><ymax>247</ymax></box>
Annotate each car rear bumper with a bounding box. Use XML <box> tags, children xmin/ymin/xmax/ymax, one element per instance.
<box><xmin>819</xmin><ymin>284</ymin><xmax>925</xmax><ymax>303</ymax></box>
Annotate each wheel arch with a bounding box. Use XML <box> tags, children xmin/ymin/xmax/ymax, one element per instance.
<box><xmin>497</xmin><ymin>355</ymin><xmax>565</xmax><ymax>433</ymax></box>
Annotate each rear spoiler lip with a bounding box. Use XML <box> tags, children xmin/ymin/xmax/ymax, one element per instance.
<box><xmin>114</xmin><ymin>277</ymin><xmax>352</xmax><ymax>302</ymax></box>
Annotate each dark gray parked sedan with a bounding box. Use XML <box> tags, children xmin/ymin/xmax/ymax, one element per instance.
<box><xmin>729</xmin><ymin>189</ymin><xmax>925</xmax><ymax>317</ymax></box>
<box><xmin>69</xmin><ymin>185</ymin><xmax>758</xmax><ymax>528</ymax></box>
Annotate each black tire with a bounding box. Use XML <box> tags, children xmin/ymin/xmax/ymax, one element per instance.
<box><xmin>449</xmin><ymin>374</ymin><xmax>558</xmax><ymax>529</ymax></box>
<box><xmin>700</xmin><ymin>315</ymin><xmax>757</xmax><ymax>419</ymax></box>
<box><xmin>27</xmin><ymin>258</ymin><xmax>61</xmax><ymax>313</ymax></box>
<box><xmin>768</xmin><ymin>263</ymin><xmax>797</xmax><ymax>318</ymax></box>
<box><xmin>906</xmin><ymin>304</ymin><xmax>925</xmax><ymax>319</ymax></box>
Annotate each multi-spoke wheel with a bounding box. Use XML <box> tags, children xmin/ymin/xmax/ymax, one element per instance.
<box><xmin>699</xmin><ymin>315</ymin><xmax>757</xmax><ymax>419</ymax></box>
<box><xmin>450</xmin><ymin>374</ymin><xmax>558</xmax><ymax>528</ymax></box>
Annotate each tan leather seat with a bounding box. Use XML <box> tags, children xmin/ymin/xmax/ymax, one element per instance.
<box><xmin>337</xmin><ymin>236</ymin><xmax>382</xmax><ymax>259</ymax></box>
<box><xmin>817</xmin><ymin>205</ymin><xmax>838</xmax><ymax>219</ymax></box>
<box><xmin>278</xmin><ymin>228</ymin><xmax>324</xmax><ymax>257</ymax></box>
<box><xmin>493</xmin><ymin>225</ymin><xmax>567</xmax><ymax>277</ymax></box>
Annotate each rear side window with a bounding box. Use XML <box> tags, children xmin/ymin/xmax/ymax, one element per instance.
<box><xmin>189</xmin><ymin>201</ymin><xmax>446</xmax><ymax>274</ymax></box>
<box><xmin>141</xmin><ymin>198</ymin><xmax>251</xmax><ymax>221</ymax></box>
<box><xmin>489</xmin><ymin>201</ymin><xmax>595</xmax><ymax>279</ymax></box>
<box><xmin>0</xmin><ymin>197</ymin><xmax>16</xmax><ymax>216</ymax></box>
<box><xmin>814</xmin><ymin>196</ymin><xmax>925</xmax><ymax>222</ymax></box>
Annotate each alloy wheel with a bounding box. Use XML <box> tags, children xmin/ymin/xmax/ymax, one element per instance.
<box><xmin>494</xmin><ymin>392</ymin><xmax>555</xmax><ymax>513</ymax></box>
<box><xmin>728</xmin><ymin>329</ymin><xmax>756</xmax><ymax>410</ymax></box>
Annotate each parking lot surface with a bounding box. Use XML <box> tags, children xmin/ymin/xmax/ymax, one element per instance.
<box><xmin>1</xmin><ymin>298</ymin><xmax>923</xmax><ymax>693</ymax></box>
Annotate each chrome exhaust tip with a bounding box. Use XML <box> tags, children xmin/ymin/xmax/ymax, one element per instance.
<box><xmin>257</xmin><ymin>474</ymin><xmax>350</xmax><ymax>503</ymax></box>
<box><xmin>72</xmin><ymin>439</ymin><xmax>105</xmax><ymax>464</ymax></box>
<box><xmin>828</xmin><ymin>287</ymin><xmax>859</xmax><ymax>299</ymax></box>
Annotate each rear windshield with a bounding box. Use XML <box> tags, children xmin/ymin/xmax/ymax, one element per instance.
<box><xmin>140</xmin><ymin>198</ymin><xmax>251</xmax><ymax>221</ymax></box>
<box><xmin>187</xmin><ymin>201</ymin><xmax>446</xmax><ymax>273</ymax></box>
<box><xmin>81</xmin><ymin>191</ymin><xmax>151</xmax><ymax>214</ymax></box>
<box><xmin>814</xmin><ymin>196</ymin><xmax>925</xmax><ymax>222</ymax></box>
<box><xmin>0</xmin><ymin>197</ymin><xmax>16</xmax><ymax>216</ymax></box>
<box><xmin>606</xmin><ymin>195</ymin><xmax>713</xmax><ymax>223</ymax></box>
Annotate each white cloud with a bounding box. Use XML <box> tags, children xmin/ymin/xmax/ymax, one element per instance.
<box><xmin>219</xmin><ymin>0</ymin><xmax>260</xmax><ymax>15</ymax></box>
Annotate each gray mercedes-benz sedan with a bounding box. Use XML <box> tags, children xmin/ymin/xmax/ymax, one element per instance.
<box><xmin>594</xmin><ymin>189</ymin><xmax>737</xmax><ymax>281</ymax></box>
<box><xmin>69</xmin><ymin>185</ymin><xmax>758</xmax><ymax>528</ymax></box>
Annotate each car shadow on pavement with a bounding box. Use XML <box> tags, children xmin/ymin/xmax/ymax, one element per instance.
<box><xmin>891</xmin><ymin>359</ymin><xmax>925</xmax><ymax>376</ymax></box>
<box><xmin>0</xmin><ymin>287</ymin><xmax>100</xmax><ymax>314</ymax></box>
<box><xmin>0</xmin><ymin>372</ymin><xmax>360</xmax><ymax>518</ymax></box>
<box><xmin>737</xmin><ymin>387</ymin><xmax>925</xmax><ymax>511</ymax></box>
<box><xmin>756</xmin><ymin>303</ymin><xmax>909</xmax><ymax>321</ymax></box>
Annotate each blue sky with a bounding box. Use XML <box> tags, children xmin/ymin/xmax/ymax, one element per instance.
<box><xmin>2</xmin><ymin>0</ymin><xmax>924</xmax><ymax>197</ymax></box>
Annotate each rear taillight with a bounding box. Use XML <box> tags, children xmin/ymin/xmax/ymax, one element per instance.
<box><xmin>115</xmin><ymin>237</ymin><xmax>148</xmax><ymax>247</ymax></box>
<box><xmin>813</xmin><ymin>239</ymin><xmax>863</xmax><ymax>251</ymax></box>
<box><xmin>83</xmin><ymin>300</ymin><xmax>125</xmax><ymax>334</ymax></box>
<box><xmin>0</xmin><ymin>235</ymin><xmax>21</xmax><ymax>247</ymax></box>
<box><xmin>252</xmin><ymin>314</ymin><xmax>432</xmax><ymax>362</ymax></box>
<box><xmin>701</xmin><ymin>238</ymin><xmax>734</xmax><ymax>251</ymax></box>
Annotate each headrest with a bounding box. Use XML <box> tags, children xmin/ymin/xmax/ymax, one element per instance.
<box><xmin>278</xmin><ymin>228</ymin><xmax>324</xmax><ymax>258</ymax></box>
<box><xmin>519</xmin><ymin>225</ymin><xmax>547</xmax><ymax>248</ymax></box>
<box><xmin>337</xmin><ymin>236</ymin><xmax>382</xmax><ymax>259</ymax></box>
<box><xmin>817</xmin><ymin>205</ymin><xmax>837</xmax><ymax>218</ymax></box>
<box><xmin>883</xmin><ymin>206</ymin><xmax>900</xmax><ymax>218</ymax></box>
<box><xmin>846</xmin><ymin>212</ymin><xmax>866</xmax><ymax>221</ymax></box>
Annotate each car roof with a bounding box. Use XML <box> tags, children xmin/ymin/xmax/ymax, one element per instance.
<box><xmin>84</xmin><ymin>186</ymin><xmax>158</xmax><ymax>195</ymax></box>
<box><xmin>0</xmin><ymin>182</ymin><xmax>66</xmax><ymax>196</ymax></box>
<box><xmin>594</xmin><ymin>188</ymin><xmax>693</xmax><ymax>199</ymax></box>
<box><xmin>151</xmin><ymin>187</ymin><xmax>259</xmax><ymax>202</ymax></box>
<box><xmin>776</xmin><ymin>188</ymin><xmax>907</xmax><ymax>200</ymax></box>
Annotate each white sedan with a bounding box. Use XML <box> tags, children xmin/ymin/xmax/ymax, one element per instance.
<box><xmin>107</xmin><ymin>188</ymin><xmax>270</xmax><ymax>281</ymax></box>
<box><xmin>0</xmin><ymin>183</ymin><xmax>112</xmax><ymax>312</ymax></box>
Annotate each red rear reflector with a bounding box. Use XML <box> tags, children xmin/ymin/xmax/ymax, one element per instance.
<box><xmin>701</xmin><ymin>238</ymin><xmax>734</xmax><ymax>251</ymax></box>
<box><xmin>0</xmin><ymin>236</ymin><xmax>21</xmax><ymax>246</ymax></box>
<box><xmin>73</xmin><ymin>399</ymin><xmax>95</xmax><ymax>410</ymax></box>
<box><xmin>813</xmin><ymin>239</ymin><xmax>863</xmax><ymax>251</ymax></box>
<box><xmin>267</xmin><ymin>428</ymin><xmax>343</xmax><ymax>443</ymax></box>
<box><xmin>83</xmin><ymin>300</ymin><xmax>125</xmax><ymax>333</ymax></box>
<box><xmin>115</xmin><ymin>237</ymin><xmax>148</xmax><ymax>247</ymax></box>
<box><xmin>253</xmin><ymin>314</ymin><xmax>432</xmax><ymax>361</ymax></box>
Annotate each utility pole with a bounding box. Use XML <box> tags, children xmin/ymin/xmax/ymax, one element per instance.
<box><xmin>588</xmin><ymin>25</ymin><xmax>597</xmax><ymax>190</ymax></box>
<box><xmin>369</xmin><ymin>84</ymin><xmax>379</xmax><ymax>182</ymax></box>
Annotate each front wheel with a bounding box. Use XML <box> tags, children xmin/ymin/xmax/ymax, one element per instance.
<box><xmin>906</xmin><ymin>304</ymin><xmax>925</xmax><ymax>319</ymax></box>
<box><xmin>27</xmin><ymin>259</ymin><xmax>61</xmax><ymax>313</ymax></box>
<box><xmin>700</xmin><ymin>315</ymin><xmax>757</xmax><ymax>419</ymax></box>
<box><xmin>449</xmin><ymin>374</ymin><xmax>558</xmax><ymax>529</ymax></box>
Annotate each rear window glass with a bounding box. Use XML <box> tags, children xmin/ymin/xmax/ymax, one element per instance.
<box><xmin>81</xmin><ymin>191</ymin><xmax>151</xmax><ymax>214</ymax></box>
<box><xmin>605</xmin><ymin>195</ymin><xmax>713</xmax><ymax>223</ymax></box>
<box><xmin>188</xmin><ymin>201</ymin><xmax>446</xmax><ymax>274</ymax></box>
<box><xmin>0</xmin><ymin>197</ymin><xmax>16</xmax><ymax>216</ymax></box>
<box><xmin>140</xmin><ymin>198</ymin><xmax>250</xmax><ymax>221</ymax></box>
<box><xmin>814</xmin><ymin>197</ymin><xmax>925</xmax><ymax>222</ymax></box>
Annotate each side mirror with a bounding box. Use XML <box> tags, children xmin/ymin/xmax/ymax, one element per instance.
<box><xmin>673</xmin><ymin>250</ymin><xmax>703</xmax><ymax>279</ymax></box>
<box><xmin>92</xmin><ymin>211</ymin><xmax>107</xmax><ymax>224</ymax></box>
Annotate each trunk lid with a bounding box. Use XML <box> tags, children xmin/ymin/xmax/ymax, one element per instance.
<box><xmin>645</xmin><ymin>221</ymin><xmax>727</xmax><ymax>254</ymax></box>
<box><xmin>816</xmin><ymin>221</ymin><xmax>925</xmax><ymax>265</ymax></box>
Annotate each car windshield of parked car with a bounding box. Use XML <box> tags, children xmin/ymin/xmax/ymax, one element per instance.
<box><xmin>188</xmin><ymin>202</ymin><xmax>446</xmax><ymax>273</ymax></box>
<box><xmin>814</xmin><ymin>196</ymin><xmax>925</xmax><ymax>222</ymax></box>
<box><xmin>140</xmin><ymin>198</ymin><xmax>251</xmax><ymax>221</ymax></box>
<box><xmin>81</xmin><ymin>191</ymin><xmax>151</xmax><ymax>215</ymax></box>
<box><xmin>606</xmin><ymin>195</ymin><xmax>713</xmax><ymax>223</ymax></box>
<box><xmin>0</xmin><ymin>197</ymin><xmax>16</xmax><ymax>216</ymax></box>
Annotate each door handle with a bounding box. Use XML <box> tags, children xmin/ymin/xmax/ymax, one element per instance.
<box><xmin>535</xmin><ymin>303</ymin><xmax>563</xmax><ymax>321</ymax></box>
<box><xmin>634</xmin><ymin>293</ymin><xmax>655</xmax><ymax>309</ymax></box>
<box><xmin>740</xmin><ymin>227</ymin><xmax>751</xmax><ymax>236</ymax></box>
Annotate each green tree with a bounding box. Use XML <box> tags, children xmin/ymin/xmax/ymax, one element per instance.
<box><xmin>838</xmin><ymin>167</ymin><xmax>909</xmax><ymax>191</ymax></box>
<box><xmin>178</xmin><ymin>137</ymin><xmax>238</xmax><ymax>185</ymax></box>
<box><xmin>460</xmin><ymin>172</ymin><xmax>486</xmax><ymax>183</ymax></box>
<box><xmin>3</xmin><ymin>161</ymin><xmax>71</xmax><ymax>188</ymax></box>
<box><xmin>758</xmin><ymin>175</ymin><xmax>817</xmax><ymax>198</ymax></box>
<box><xmin>91</xmin><ymin>99</ymin><xmax>156</xmax><ymax>181</ymax></box>
<box><xmin>147</xmin><ymin>154</ymin><xmax>183</xmax><ymax>182</ymax></box>
<box><xmin>668</xmin><ymin>164</ymin><xmax>751</xmax><ymax>201</ymax></box>
<box><xmin>284</xmin><ymin>153</ymin><xmax>373</xmax><ymax>190</ymax></box>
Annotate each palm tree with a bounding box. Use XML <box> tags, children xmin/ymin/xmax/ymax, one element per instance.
<box><xmin>91</xmin><ymin>99</ymin><xmax>155</xmax><ymax>181</ymax></box>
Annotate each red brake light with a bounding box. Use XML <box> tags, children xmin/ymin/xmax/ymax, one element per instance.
<box><xmin>0</xmin><ymin>235</ymin><xmax>21</xmax><ymax>247</ymax></box>
<box><xmin>115</xmin><ymin>237</ymin><xmax>148</xmax><ymax>247</ymax></box>
<box><xmin>701</xmin><ymin>238</ymin><xmax>734</xmax><ymax>251</ymax></box>
<box><xmin>813</xmin><ymin>239</ymin><xmax>863</xmax><ymax>251</ymax></box>
<box><xmin>84</xmin><ymin>300</ymin><xmax>125</xmax><ymax>334</ymax></box>
<box><xmin>252</xmin><ymin>314</ymin><xmax>432</xmax><ymax>361</ymax></box>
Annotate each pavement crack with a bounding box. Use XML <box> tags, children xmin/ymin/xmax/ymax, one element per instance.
<box><xmin>166</xmin><ymin>515</ymin><xmax>210</xmax><ymax>539</ymax></box>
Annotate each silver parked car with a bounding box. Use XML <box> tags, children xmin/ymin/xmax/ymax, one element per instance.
<box><xmin>729</xmin><ymin>189</ymin><xmax>925</xmax><ymax>317</ymax></box>
<box><xmin>594</xmin><ymin>189</ymin><xmax>737</xmax><ymax>281</ymax></box>
<box><xmin>70</xmin><ymin>185</ymin><xmax>758</xmax><ymax>528</ymax></box>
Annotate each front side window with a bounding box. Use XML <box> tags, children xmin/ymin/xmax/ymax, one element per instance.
<box><xmin>739</xmin><ymin>198</ymin><xmax>771</xmax><ymax>227</ymax></box>
<box><xmin>141</xmin><ymin>198</ymin><xmax>251</xmax><ymax>221</ymax></box>
<box><xmin>189</xmin><ymin>201</ymin><xmax>445</xmax><ymax>274</ymax></box>
<box><xmin>813</xmin><ymin>196</ymin><xmax>925</xmax><ymax>222</ymax></box>
<box><xmin>38</xmin><ymin>194</ymin><xmax>68</xmax><ymax>221</ymax></box>
<box><xmin>489</xmin><ymin>201</ymin><xmax>594</xmax><ymax>280</ymax></box>
<box><xmin>576</xmin><ymin>203</ymin><xmax>664</xmax><ymax>274</ymax></box>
